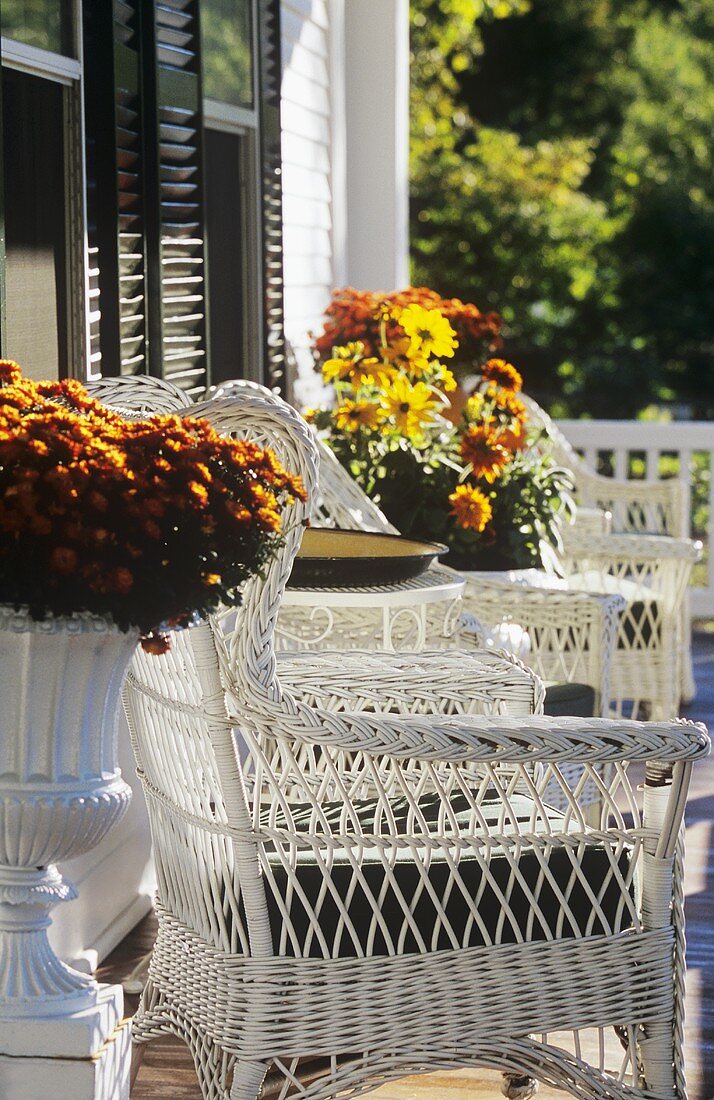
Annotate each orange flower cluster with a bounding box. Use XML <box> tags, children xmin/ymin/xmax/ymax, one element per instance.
<box><xmin>314</xmin><ymin>287</ymin><xmax>503</xmax><ymax>371</ymax></box>
<box><xmin>0</xmin><ymin>361</ymin><xmax>305</xmax><ymax>648</ymax></box>
<box><xmin>448</xmin><ymin>484</ymin><xmax>492</xmax><ymax>532</ymax></box>
<box><xmin>447</xmin><ymin>357</ymin><xmax>529</xmax><ymax>533</ymax></box>
<box><xmin>481</xmin><ymin>358</ymin><xmax>523</xmax><ymax>393</ymax></box>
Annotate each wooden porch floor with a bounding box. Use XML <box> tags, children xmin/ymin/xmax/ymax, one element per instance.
<box><xmin>100</xmin><ymin>629</ymin><xmax>714</xmax><ymax>1100</ymax></box>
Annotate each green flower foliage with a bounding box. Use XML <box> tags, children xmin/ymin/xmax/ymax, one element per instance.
<box><xmin>410</xmin><ymin>0</ymin><xmax>714</xmax><ymax>418</ymax></box>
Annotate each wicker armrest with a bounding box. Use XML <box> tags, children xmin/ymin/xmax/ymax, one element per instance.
<box><xmin>563</xmin><ymin>529</ymin><xmax>702</xmax><ymax>564</ymax></box>
<box><xmin>276</xmin><ymin>647</ymin><xmax>544</xmax><ymax>717</ymax></box>
<box><xmin>251</xmin><ymin>693</ymin><xmax>710</xmax><ymax>766</ymax></box>
<box><xmin>463</xmin><ymin>578</ymin><xmax>626</xmax><ymax>627</ymax></box>
<box><xmin>584</xmin><ymin>470</ymin><xmax>683</xmax><ymax>502</ymax></box>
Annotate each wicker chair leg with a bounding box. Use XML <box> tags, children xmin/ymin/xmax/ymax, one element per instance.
<box><xmin>229</xmin><ymin>1059</ymin><xmax>268</xmax><ymax>1100</ymax></box>
<box><xmin>130</xmin><ymin>1040</ymin><xmax>147</xmax><ymax>1091</ymax></box>
<box><xmin>501</xmin><ymin>1070</ymin><xmax>539</xmax><ymax>1099</ymax></box>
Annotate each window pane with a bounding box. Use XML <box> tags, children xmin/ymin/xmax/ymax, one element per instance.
<box><xmin>2</xmin><ymin>70</ymin><xmax>68</xmax><ymax>380</ymax></box>
<box><xmin>201</xmin><ymin>0</ymin><xmax>253</xmax><ymax>108</ymax></box>
<box><xmin>1</xmin><ymin>0</ymin><xmax>73</xmax><ymax>57</ymax></box>
<box><xmin>205</xmin><ymin>128</ymin><xmax>245</xmax><ymax>381</ymax></box>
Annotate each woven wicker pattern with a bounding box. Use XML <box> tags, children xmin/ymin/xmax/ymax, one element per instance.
<box><xmin>91</xmin><ymin>380</ymin><xmax>711</xmax><ymax>1100</ymax></box>
<box><xmin>87</xmin><ymin>374</ymin><xmax>193</xmax><ymax>415</ymax></box>
<box><xmin>523</xmin><ymin>393</ymin><xmax>697</xmax><ymax>708</ymax></box>
<box><xmin>560</xmin><ymin>530</ymin><xmax>700</xmax><ymax>718</ymax></box>
<box><xmin>522</xmin><ymin>395</ymin><xmax>686</xmax><ymax>539</ymax></box>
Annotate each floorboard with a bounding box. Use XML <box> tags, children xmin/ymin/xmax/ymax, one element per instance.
<box><xmin>99</xmin><ymin>629</ymin><xmax>714</xmax><ymax>1099</ymax></box>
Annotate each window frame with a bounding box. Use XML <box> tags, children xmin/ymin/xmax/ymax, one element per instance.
<box><xmin>0</xmin><ymin>0</ymin><xmax>285</xmax><ymax>390</ymax></box>
<box><xmin>0</xmin><ymin>0</ymin><xmax>88</xmax><ymax>378</ymax></box>
<box><xmin>203</xmin><ymin>99</ymin><xmax>264</xmax><ymax>385</ymax></box>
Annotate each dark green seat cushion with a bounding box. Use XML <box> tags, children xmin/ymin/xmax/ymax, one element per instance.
<box><xmin>260</xmin><ymin>793</ymin><xmax>633</xmax><ymax>958</ymax></box>
<box><xmin>544</xmin><ymin>681</ymin><xmax>596</xmax><ymax>717</ymax></box>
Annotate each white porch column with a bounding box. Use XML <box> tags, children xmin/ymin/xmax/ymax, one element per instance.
<box><xmin>342</xmin><ymin>0</ymin><xmax>410</xmax><ymax>290</ymax></box>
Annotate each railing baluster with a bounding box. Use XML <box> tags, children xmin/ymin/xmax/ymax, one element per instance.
<box><xmin>556</xmin><ymin>419</ymin><xmax>714</xmax><ymax>617</ymax></box>
<box><xmin>644</xmin><ymin>448</ymin><xmax>657</xmax><ymax>480</ymax></box>
<box><xmin>614</xmin><ymin>448</ymin><xmax>627</xmax><ymax>480</ymax></box>
<box><xmin>678</xmin><ymin>449</ymin><xmax>693</xmax><ymax>538</ymax></box>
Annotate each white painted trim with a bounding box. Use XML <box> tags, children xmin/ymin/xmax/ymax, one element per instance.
<box><xmin>342</xmin><ymin>0</ymin><xmax>410</xmax><ymax>290</ymax></box>
<box><xmin>72</xmin><ymin>0</ymin><xmax>92</xmax><ymax>381</ymax></box>
<box><xmin>327</xmin><ymin>0</ymin><xmax>347</xmax><ymax>287</ymax></box>
<box><xmin>392</xmin><ymin>0</ymin><xmax>410</xmax><ymax>287</ymax></box>
<box><xmin>78</xmin><ymin>893</ymin><xmax>154</xmax><ymax>975</ymax></box>
<box><xmin>204</xmin><ymin>98</ymin><xmax>258</xmax><ymax>133</ymax></box>
<box><xmin>0</xmin><ymin>36</ymin><xmax>81</xmax><ymax>84</ymax></box>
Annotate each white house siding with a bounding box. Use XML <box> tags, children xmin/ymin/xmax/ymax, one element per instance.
<box><xmin>281</xmin><ymin>0</ymin><xmax>337</xmax><ymax>402</ymax></box>
<box><xmin>280</xmin><ymin>0</ymin><xmax>410</xmax><ymax>403</ymax></box>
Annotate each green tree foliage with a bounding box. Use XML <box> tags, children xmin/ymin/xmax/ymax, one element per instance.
<box><xmin>410</xmin><ymin>0</ymin><xmax>714</xmax><ymax>417</ymax></box>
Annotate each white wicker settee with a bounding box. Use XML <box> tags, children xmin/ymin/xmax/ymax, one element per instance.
<box><xmin>93</xmin><ymin>382</ymin><xmax>708</xmax><ymax>1100</ymax></box>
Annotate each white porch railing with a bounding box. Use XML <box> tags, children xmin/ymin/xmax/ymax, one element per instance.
<box><xmin>557</xmin><ymin>420</ymin><xmax>714</xmax><ymax>617</ymax></box>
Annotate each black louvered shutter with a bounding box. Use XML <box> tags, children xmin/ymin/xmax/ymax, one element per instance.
<box><xmin>84</xmin><ymin>1</ymin><xmax>148</xmax><ymax>377</ymax></box>
<box><xmin>143</xmin><ymin>0</ymin><xmax>207</xmax><ymax>396</ymax></box>
<box><xmin>257</xmin><ymin>0</ymin><xmax>286</xmax><ymax>391</ymax></box>
<box><xmin>84</xmin><ymin>1</ymin><xmax>284</xmax><ymax>392</ymax></box>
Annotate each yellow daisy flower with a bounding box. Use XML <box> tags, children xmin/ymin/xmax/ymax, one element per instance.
<box><xmin>381</xmin><ymin>336</ymin><xmax>415</xmax><ymax>367</ymax></box>
<box><xmin>322</xmin><ymin>357</ymin><xmax>356</xmax><ymax>384</ymax></box>
<box><xmin>334</xmin><ymin>341</ymin><xmax>366</xmax><ymax>360</ymax></box>
<box><xmin>464</xmin><ymin>393</ymin><xmax>485</xmax><ymax>420</ymax></box>
<box><xmin>380</xmin><ymin>375</ymin><xmax>441</xmax><ymax>439</ymax></box>
<box><xmin>398</xmin><ymin>304</ymin><xmax>458</xmax><ymax>360</ymax></box>
<box><xmin>334</xmin><ymin>400</ymin><xmax>383</xmax><ymax>432</ymax></box>
<box><xmin>438</xmin><ymin>367</ymin><xmax>457</xmax><ymax>392</ymax></box>
<box><xmin>323</xmin><ymin>352</ymin><xmax>383</xmax><ymax>387</ymax></box>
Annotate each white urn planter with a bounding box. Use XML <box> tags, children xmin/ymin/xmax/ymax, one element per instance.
<box><xmin>0</xmin><ymin>606</ymin><xmax>137</xmax><ymax>1099</ymax></box>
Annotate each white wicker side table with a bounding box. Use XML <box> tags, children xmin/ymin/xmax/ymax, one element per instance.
<box><xmin>279</xmin><ymin>567</ymin><xmax>466</xmax><ymax>651</ymax></box>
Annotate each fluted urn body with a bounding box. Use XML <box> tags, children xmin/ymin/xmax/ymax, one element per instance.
<box><xmin>0</xmin><ymin>606</ymin><xmax>137</xmax><ymax>1019</ymax></box>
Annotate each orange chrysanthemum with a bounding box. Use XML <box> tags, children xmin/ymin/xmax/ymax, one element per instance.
<box><xmin>0</xmin><ymin>361</ymin><xmax>306</xmax><ymax>650</ymax></box>
<box><xmin>481</xmin><ymin>359</ymin><xmax>523</xmax><ymax>393</ymax></box>
<box><xmin>449</xmin><ymin>484</ymin><xmax>493</xmax><ymax>532</ymax></box>
<box><xmin>314</xmin><ymin>288</ymin><xmax>504</xmax><ymax>368</ymax></box>
<box><xmin>460</xmin><ymin>426</ymin><xmax>510</xmax><ymax>483</ymax></box>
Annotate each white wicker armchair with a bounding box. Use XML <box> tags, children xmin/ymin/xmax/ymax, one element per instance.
<box><xmin>523</xmin><ymin>395</ymin><xmax>686</xmax><ymax>537</ymax></box>
<box><xmin>118</xmin><ymin>389</ymin><xmax>709</xmax><ymax>1100</ymax></box>
<box><xmin>523</xmin><ymin>393</ymin><xmax>698</xmax><ymax>705</ymax></box>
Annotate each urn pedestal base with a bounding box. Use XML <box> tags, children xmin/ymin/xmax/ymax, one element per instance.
<box><xmin>0</xmin><ymin>985</ymin><xmax>130</xmax><ymax>1099</ymax></box>
<box><xmin>0</xmin><ymin>609</ymin><xmax>140</xmax><ymax>1100</ymax></box>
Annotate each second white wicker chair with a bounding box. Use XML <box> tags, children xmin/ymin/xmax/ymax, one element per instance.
<box><xmin>523</xmin><ymin>392</ymin><xmax>699</xmax><ymax>703</ymax></box>
<box><xmin>208</xmin><ymin>380</ymin><xmax>623</xmax><ymax>719</ymax></box>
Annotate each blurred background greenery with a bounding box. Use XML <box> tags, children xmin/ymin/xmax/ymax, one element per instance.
<box><xmin>410</xmin><ymin>0</ymin><xmax>714</xmax><ymax>420</ymax></box>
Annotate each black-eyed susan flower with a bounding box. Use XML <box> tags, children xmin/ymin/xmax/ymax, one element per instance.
<box><xmin>460</xmin><ymin>425</ymin><xmax>510</xmax><ymax>483</ymax></box>
<box><xmin>334</xmin><ymin>400</ymin><xmax>383</xmax><ymax>432</ymax></box>
<box><xmin>380</xmin><ymin>375</ymin><xmax>442</xmax><ymax>439</ymax></box>
<box><xmin>448</xmin><ymin>484</ymin><xmax>493</xmax><ymax>531</ymax></box>
<box><xmin>481</xmin><ymin>358</ymin><xmax>523</xmax><ymax>393</ymax></box>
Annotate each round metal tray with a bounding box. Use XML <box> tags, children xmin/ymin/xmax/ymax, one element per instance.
<box><xmin>287</xmin><ymin>528</ymin><xmax>448</xmax><ymax>588</ymax></box>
